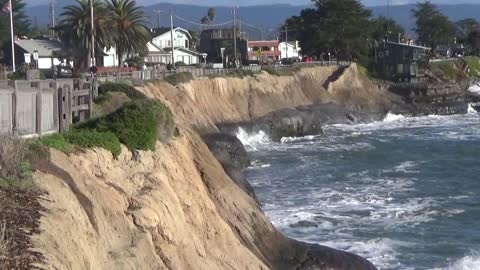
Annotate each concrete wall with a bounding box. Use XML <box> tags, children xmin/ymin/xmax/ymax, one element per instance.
<box><xmin>0</xmin><ymin>80</ymin><xmax>64</xmax><ymax>137</ymax></box>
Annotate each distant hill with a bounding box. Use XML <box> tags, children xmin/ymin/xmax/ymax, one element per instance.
<box><xmin>26</xmin><ymin>3</ymin><xmax>480</xmax><ymax>39</ymax></box>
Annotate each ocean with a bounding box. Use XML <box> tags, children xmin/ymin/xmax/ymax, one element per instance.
<box><xmin>239</xmin><ymin>105</ymin><xmax>480</xmax><ymax>270</ymax></box>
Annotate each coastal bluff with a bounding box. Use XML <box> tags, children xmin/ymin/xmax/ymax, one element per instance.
<box><xmin>30</xmin><ymin>62</ymin><xmax>475</xmax><ymax>270</ymax></box>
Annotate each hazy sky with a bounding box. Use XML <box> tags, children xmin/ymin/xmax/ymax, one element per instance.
<box><xmin>26</xmin><ymin>0</ymin><xmax>479</xmax><ymax>7</ymax></box>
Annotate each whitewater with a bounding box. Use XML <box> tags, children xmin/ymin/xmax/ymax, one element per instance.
<box><xmin>238</xmin><ymin>107</ymin><xmax>480</xmax><ymax>270</ymax></box>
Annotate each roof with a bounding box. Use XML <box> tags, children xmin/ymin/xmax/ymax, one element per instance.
<box><xmin>15</xmin><ymin>39</ymin><xmax>65</xmax><ymax>57</ymax></box>
<box><xmin>151</xmin><ymin>27</ymin><xmax>192</xmax><ymax>40</ymax></box>
<box><xmin>163</xmin><ymin>47</ymin><xmax>206</xmax><ymax>56</ymax></box>
<box><xmin>385</xmin><ymin>41</ymin><xmax>431</xmax><ymax>51</ymax></box>
<box><xmin>248</xmin><ymin>40</ymin><xmax>279</xmax><ymax>47</ymax></box>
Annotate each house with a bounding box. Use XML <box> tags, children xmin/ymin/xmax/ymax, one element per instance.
<box><xmin>102</xmin><ymin>47</ymin><xmax>119</xmax><ymax>67</ymax></box>
<box><xmin>247</xmin><ymin>40</ymin><xmax>281</xmax><ymax>63</ymax></box>
<box><xmin>145</xmin><ymin>27</ymin><xmax>205</xmax><ymax>65</ymax></box>
<box><xmin>374</xmin><ymin>41</ymin><xmax>431</xmax><ymax>82</ymax></box>
<box><xmin>14</xmin><ymin>39</ymin><xmax>68</xmax><ymax>69</ymax></box>
<box><xmin>151</xmin><ymin>27</ymin><xmax>192</xmax><ymax>50</ymax></box>
<box><xmin>279</xmin><ymin>41</ymin><xmax>301</xmax><ymax>60</ymax></box>
<box><xmin>144</xmin><ymin>41</ymin><xmax>206</xmax><ymax>65</ymax></box>
<box><xmin>199</xmin><ymin>29</ymin><xmax>248</xmax><ymax>65</ymax></box>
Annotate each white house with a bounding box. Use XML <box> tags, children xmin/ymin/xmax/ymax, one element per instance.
<box><xmin>145</xmin><ymin>28</ymin><xmax>206</xmax><ymax>65</ymax></box>
<box><xmin>15</xmin><ymin>39</ymin><xmax>65</xmax><ymax>69</ymax></box>
<box><xmin>279</xmin><ymin>41</ymin><xmax>302</xmax><ymax>60</ymax></box>
<box><xmin>102</xmin><ymin>47</ymin><xmax>119</xmax><ymax>67</ymax></box>
<box><xmin>152</xmin><ymin>27</ymin><xmax>191</xmax><ymax>50</ymax></box>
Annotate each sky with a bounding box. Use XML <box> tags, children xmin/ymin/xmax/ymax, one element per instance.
<box><xmin>26</xmin><ymin>0</ymin><xmax>480</xmax><ymax>7</ymax></box>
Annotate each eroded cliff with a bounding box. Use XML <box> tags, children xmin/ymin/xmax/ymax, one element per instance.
<box><xmin>29</xmin><ymin>64</ymin><xmax>388</xmax><ymax>270</ymax></box>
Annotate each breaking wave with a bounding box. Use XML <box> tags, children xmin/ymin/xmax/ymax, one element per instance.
<box><xmin>235</xmin><ymin>128</ymin><xmax>270</xmax><ymax>150</ymax></box>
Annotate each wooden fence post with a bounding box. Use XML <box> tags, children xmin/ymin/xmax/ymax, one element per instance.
<box><xmin>12</xmin><ymin>87</ymin><xmax>17</xmax><ymax>136</ymax></box>
<box><xmin>36</xmin><ymin>89</ymin><xmax>43</xmax><ymax>135</ymax></box>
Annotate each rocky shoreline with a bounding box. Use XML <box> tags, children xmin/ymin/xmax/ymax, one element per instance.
<box><xmin>202</xmin><ymin>63</ymin><xmax>479</xmax><ymax>269</ymax></box>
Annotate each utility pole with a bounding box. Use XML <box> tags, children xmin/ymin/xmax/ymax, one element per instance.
<box><xmin>233</xmin><ymin>5</ymin><xmax>237</xmax><ymax>67</ymax></box>
<box><xmin>90</xmin><ymin>0</ymin><xmax>95</xmax><ymax>66</ymax></box>
<box><xmin>9</xmin><ymin>0</ymin><xmax>15</xmax><ymax>72</ymax></box>
<box><xmin>170</xmin><ymin>10</ymin><xmax>175</xmax><ymax>69</ymax></box>
<box><xmin>154</xmin><ymin>10</ymin><xmax>161</xmax><ymax>29</ymax></box>
<box><xmin>285</xmin><ymin>23</ymin><xmax>288</xmax><ymax>59</ymax></box>
<box><xmin>50</xmin><ymin>0</ymin><xmax>55</xmax><ymax>38</ymax></box>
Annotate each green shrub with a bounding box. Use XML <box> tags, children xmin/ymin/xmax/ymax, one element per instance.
<box><xmin>64</xmin><ymin>130</ymin><xmax>121</xmax><ymax>157</ymax></box>
<box><xmin>31</xmin><ymin>134</ymin><xmax>73</xmax><ymax>154</ymax></box>
<box><xmin>94</xmin><ymin>92</ymin><xmax>112</xmax><ymax>105</ymax></box>
<box><xmin>98</xmin><ymin>82</ymin><xmax>147</xmax><ymax>100</ymax></box>
<box><xmin>77</xmin><ymin>99</ymin><xmax>174</xmax><ymax>151</ymax></box>
<box><xmin>228</xmin><ymin>69</ymin><xmax>256</xmax><ymax>78</ymax></box>
<box><xmin>263</xmin><ymin>66</ymin><xmax>301</xmax><ymax>76</ymax></box>
<box><xmin>429</xmin><ymin>60</ymin><xmax>467</xmax><ymax>81</ymax></box>
<box><xmin>164</xmin><ymin>72</ymin><xmax>193</xmax><ymax>85</ymax></box>
<box><xmin>0</xmin><ymin>136</ymin><xmax>35</xmax><ymax>189</ymax></box>
<box><xmin>465</xmin><ymin>56</ymin><xmax>480</xmax><ymax>77</ymax></box>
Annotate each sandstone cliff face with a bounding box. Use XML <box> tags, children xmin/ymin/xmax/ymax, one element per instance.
<box><xmin>32</xmin><ymin>131</ymin><xmax>274</xmax><ymax>270</ymax></box>
<box><xmin>141</xmin><ymin>64</ymin><xmax>401</xmax><ymax>134</ymax></box>
<box><xmin>31</xmin><ymin>65</ymin><xmax>391</xmax><ymax>270</ymax></box>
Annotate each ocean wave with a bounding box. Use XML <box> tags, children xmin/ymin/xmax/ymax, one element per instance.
<box><xmin>280</xmin><ymin>135</ymin><xmax>317</xmax><ymax>143</ymax></box>
<box><xmin>467</xmin><ymin>103</ymin><xmax>478</xmax><ymax>114</ymax></box>
<box><xmin>236</xmin><ymin>128</ymin><xmax>270</xmax><ymax>150</ymax></box>
<box><xmin>383</xmin><ymin>112</ymin><xmax>407</xmax><ymax>123</ymax></box>
<box><xmin>442</xmin><ymin>253</ymin><xmax>480</xmax><ymax>270</ymax></box>
<box><xmin>468</xmin><ymin>83</ymin><xmax>480</xmax><ymax>95</ymax></box>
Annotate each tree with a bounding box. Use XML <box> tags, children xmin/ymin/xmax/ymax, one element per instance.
<box><xmin>455</xmin><ymin>18</ymin><xmax>479</xmax><ymax>39</ymax></box>
<box><xmin>106</xmin><ymin>0</ymin><xmax>150</xmax><ymax>67</ymax></box>
<box><xmin>370</xmin><ymin>16</ymin><xmax>405</xmax><ymax>43</ymax></box>
<box><xmin>468</xmin><ymin>29</ymin><xmax>480</xmax><ymax>55</ymax></box>
<box><xmin>200</xmin><ymin>7</ymin><xmax>216</xmax><ymax>27</ymax></box>
<box><xmin>283</xmin><ymin>0</ymin><xmax>371</xmax><ymax>62</ymax></box>
<box><xmin>412</xmin><ymin>1</ymin><xmax>455</xmax><ymax>54</ymax></box>
<box><xmin>56</xmin><ymin>0</ymin><xmax>113</xmax><ymax>69</ymax></box>
<box><xmin>207</xmin><ymin>8</ymin><xmax>216</xmax><ymax>24</ymax></box>
<box><xmin>0</xmin><ymin>0</ymin><xmax>30</xmax><ymax>45</ymax></box>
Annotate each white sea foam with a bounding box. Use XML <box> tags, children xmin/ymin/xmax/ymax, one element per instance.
<box><xmin>442</xmin><ymin>253</ymin><xmax>480</xmax><ymax>270</ymax></box>
<box><xmin>280</xmin><ymin>135</ymin><xmax>317</xmax><ymax>143</ymax></box>
<box><xmin>236</xmin><ymin>128</ymin><xmax>270</xmax><ymax>150</ymax></box>
<box><xmin>383</xmin><ymin>112</ymin><xmax>406</xmax><ymax>122</ymax></box>
<box><xmin>467</xmin><ymin>103</ymin><xmax>478</xmax><ymax>114</ymax></box>
<box><xmin>468</xmin><ymin>83</ymin><xmax>480</xmax><ymax>95</ymax></box>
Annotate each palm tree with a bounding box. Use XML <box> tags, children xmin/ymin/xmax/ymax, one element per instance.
<box><xmin>56</xmin><ymin>0</ymin><xmax>112</xmax><ymax>69</ymax></box>
<box><xmin>106</xmin><ymin>0</ymin><xmax>150</xmax><ymax>67</ymax></box>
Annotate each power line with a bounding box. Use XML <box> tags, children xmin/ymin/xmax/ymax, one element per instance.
<box><xmin>174</xmin><ymin>14</ymin><xmax>233</xmax><ymax>27</ymax></box>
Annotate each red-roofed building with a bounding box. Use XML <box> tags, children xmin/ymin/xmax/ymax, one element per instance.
<box><xmin>247</xmin><ymin>40</ymin><xmax>281</xmax><ymax>63</ymax></box>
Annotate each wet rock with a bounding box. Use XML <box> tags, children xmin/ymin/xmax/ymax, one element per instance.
<box><xmin>290</xmin><ymin>220</ymin><xmax>319</xmax><ymax>228</ymax></box>
<box><xmin>203</xmin><ymin>133</ymin><xmax>258</xmax><ymax>202</ymax></box>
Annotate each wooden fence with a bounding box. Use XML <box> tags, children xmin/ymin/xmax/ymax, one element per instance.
<box><xmin>93</xmin><ymin>61</ymin><xmax>350</xmax><ymax>83</ymax></box>
<box><xmin>0</xmin><ymin>78</ymin><xmax>96</xmax><ymax>137</ymax></box>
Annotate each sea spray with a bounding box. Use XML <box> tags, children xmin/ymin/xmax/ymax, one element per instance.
<box><xmin>467</xmin><ymin>103</ymin><xmax>478</xmax><ymax>114</ymax></box>
<box><xmin>235</xmin><ymin>128</ymin><xmax>270</xmax><ymax>150</ymax></box>
<box><xmin>383</xmin><ymin>112</ymin><xmax>406</xmax><ymax>123</ymax></box>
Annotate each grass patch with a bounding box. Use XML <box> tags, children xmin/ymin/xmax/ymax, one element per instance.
<box><xmin>94</xmin><ymin>92</ymin><xmax>112</xmax><ymax>105</ymax></box>
<box><xmin>0</xmin><ymin>136</ymin><xmax>36</xmax><ymax>190</ymax></box>
<box><xmin>164</xmin><ymin>72</ymin><xmax>193</xmax><ymax>85</ymax></box>
<box><xmin>64</xmin><ymin>131</ymin><xmax>121</xmax><ymax>158</ymax></box>
<box><xmin>77</xmin><ymin>99</ymin><xmax>175</xmax><ymax>151</ymax></box>
<box><xmin>98</xmin><ymin>82</ymin><xmax>147</xmax><ymax>100</ymax></box>
<box><xmin>31</xmin><ymin>131</ymin><xmax>122</xmax><ymax>158</ymax></box>
<box><xmin>429</xmin><ymin>60</ymin><xmax>467</xmax><ymax>81</ymax></box>
<box><xmin>464</xmin><ymin>56</ymin><xmax>480</xmax><ymax>77</ymax></box>
<box><xmin>30</xmin><ymin>134</ymin><xmax>73</xmax><ymax>154</ymax></box>
<box><xmin>263</xmin><ymin>66</ymin><xmax>301</xmax><ymax>76</ymax></box>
